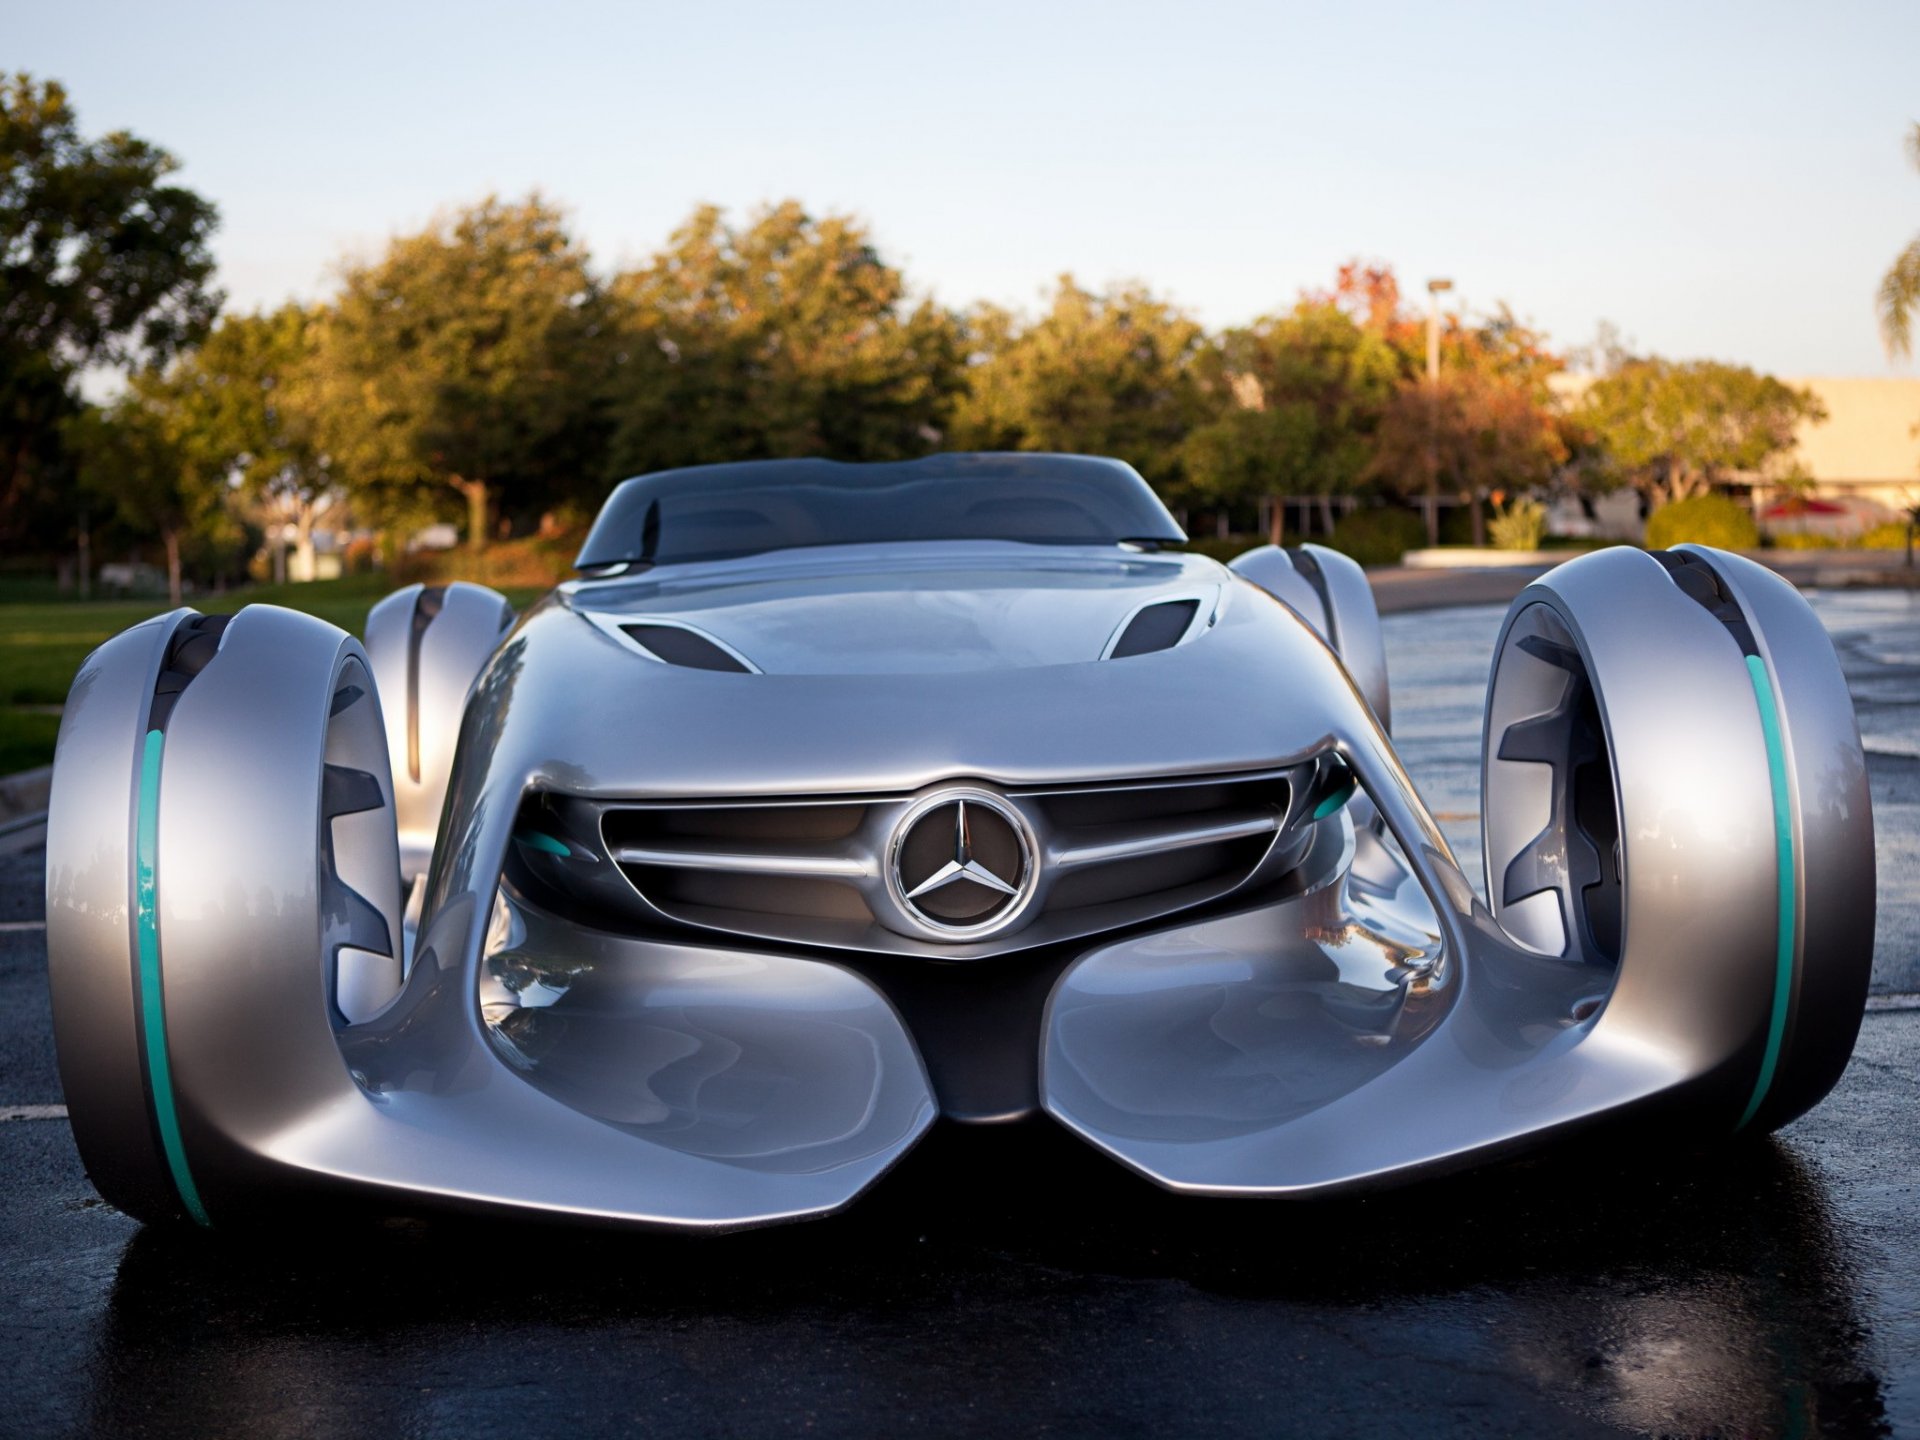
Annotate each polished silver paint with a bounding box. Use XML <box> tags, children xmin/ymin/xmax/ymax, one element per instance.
<box><xmin>1230</xmin><ymin>543</ymin><xmax>1390</xmax><ymax>729</ymax></box>
<box><xmin>45</xmin><ymin>491</ymin><xmax>1874</xmax><ymax>1229</ymax></box>
<box><xmin>364</xmin><ymin>581</ymin><xmax>515</xmax><ymax>880</ymax></box>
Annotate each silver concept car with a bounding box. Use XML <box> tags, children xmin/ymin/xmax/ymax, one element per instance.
<box><xmin>45</xmin><ymin>454</ymin><xmax>1876</xmax><ymax>1231</ymax></box>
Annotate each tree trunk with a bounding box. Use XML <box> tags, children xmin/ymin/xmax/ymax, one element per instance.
<box><xmin>1422</xmin><ymin>489</ymin><xmax>1439</xmax><ymax>549</ymax></box>
<box><xmin>1317</xmin><ymin>494</ymin><xmax>1335</xmax><ymax>536</ymax></box>
<box><xmin>452</xmin><ymin>476</ymin><xmax>490</xmax><ymax>552</ymax></box>
<box><xmin>1469</xmin><ymin>490</ymin><xmax>1487</xmax><ymax>548</ymax></box>
<box><xmin>164</xmin><ymin>529</ymin><xmax>182</xmax><ymax>609</ymax></box>
<box><xmin>1267</xmin><ymin>494</ymin><xmax>1285</xmax><ymax>548</ymax></box>
<box><xmin>77</xmin><ymin>512</ymin><xmax>91</xmax><ymax>601</ymax></box>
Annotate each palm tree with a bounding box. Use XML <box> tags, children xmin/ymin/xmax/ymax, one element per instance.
<box><xmin>1878</xmin><ymin>124</ymin><xmax>1920</xmax><ymax>358</ymax></box>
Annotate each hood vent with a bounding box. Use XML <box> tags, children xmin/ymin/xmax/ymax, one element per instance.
<box><xmin>1106</xmin><ymin>599</ymin><xmax>1200</xmax><ymax>659</ymax></box>
<box><xmin>620</xmin><ymin>623</ymin><xmax>753</xmax><ymax>673</ymax></box>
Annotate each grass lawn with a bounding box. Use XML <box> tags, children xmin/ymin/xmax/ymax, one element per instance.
<box><xmin>0</xmin><ymin>574</ymin><xmax>546</xmax><ymax>776</ymax></box>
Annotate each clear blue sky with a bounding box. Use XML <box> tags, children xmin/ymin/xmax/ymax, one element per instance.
<box><xmin>13</xmin><ymin>0</ymin><xmax>1920</xmax><ymax>375</ymax></box>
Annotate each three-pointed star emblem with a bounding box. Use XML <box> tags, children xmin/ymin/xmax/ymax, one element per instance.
<box><xmin>903</xmin><ymin>799</ymin><xmax>1020</xmax><ymax>900</ymax></box>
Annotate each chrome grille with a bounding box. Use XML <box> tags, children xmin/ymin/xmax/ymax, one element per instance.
<box><xmin>555</xmin><ymin>768</ymin><xmax>1318</xmax><ymax>958</ymax></box>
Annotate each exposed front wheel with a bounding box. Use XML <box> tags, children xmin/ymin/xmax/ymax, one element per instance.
<box><xmin>1481</xmin><ymin>546</ymin><xmax>1874</xmax><ymax>1133</ymax></box>
<box><xmin>45</xmin><ymin>605</ymin><xmax>403</xmax><ymax>1225</ymax></box>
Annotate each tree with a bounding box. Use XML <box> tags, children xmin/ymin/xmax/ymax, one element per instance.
<box><xmin>306</xmin><ymin>195</ymin><xmax>610</xmax><ymax>549</ymax></box>
<box><xmin>605</xmin><ymin>201</ymin><xmax>962</xmax><ymax>476</ymax></box>
<box><xmin>1577</xmin><ymin>359</ymin><xmax>1824</xmax><ymax>509</ymax></box>
<box><xmin>950</xmin><ymin>277</ymin><xmax>1209</xmax><ymax>494</ymax></box>
<box><xmin>0</xmin><ymin>74</ymin><xmax>220</xmax><ymax>542</ymax></box>
<box><xmin>1182</xmin><ymin>300</ymin><xmax>1401</xmax><ymax>540</ymax></box>
<box><xmin>149</xmin><ymin>305</ymin><xmax>335</xmax><ymax>580</ymax></box>
<box><xmin>1367</xmin><ymin>368</ymin><xmax>1568</xmax><ymax>536</ymax></box>
<box><xmin>1878</xmin><ymin>123</ymin><xmax>1920</xmax><ymax>358</ymax></box>
<box><xmin>65</xmin><ymin>386</ymin><xmax>234</xmax><ymax>607</ymax></box>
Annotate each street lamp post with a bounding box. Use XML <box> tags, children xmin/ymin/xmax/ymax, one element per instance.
<box><xmin>1424</xmin><ymin>278</ymin><xmax>1454</xmax><ymax>547</ymax></box>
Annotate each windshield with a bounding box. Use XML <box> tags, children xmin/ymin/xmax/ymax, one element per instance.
<box><xmin>574</xmin><ymin>453</ymin><xmax>1187</xmax><ymax>570</ymax></box>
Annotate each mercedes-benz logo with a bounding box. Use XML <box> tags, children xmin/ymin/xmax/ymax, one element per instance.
<box><xmin>886</xmin><ymin>788</ymin><xmax>1037</xmax><ymax>939</ymax></box>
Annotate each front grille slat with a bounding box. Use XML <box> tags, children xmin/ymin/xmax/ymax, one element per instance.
<box><xmin>1050</xmin><ymin>807</ymin><xmax>1281</xmax><ymax>870</ymax></box>
<box><xmin>610</xmin><ymin>841</ymin><xmax>877</xmax><ymax>880</ymax></box>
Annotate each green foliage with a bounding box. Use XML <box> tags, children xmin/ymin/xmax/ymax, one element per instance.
<box><xmin>307</xmin><ymin>195</ymin><xmax>612</xmax><ymax>547</ymax></box>
<box><xmin>0</xmin><ymin>73</ymin><xmax>221</xmax><ymax>544</ymax></box>
<box><xmin>1578</xmin><ymin>360</ymin><xmax>1824</xmax><ymax>507</ymax></box>
<box><xmin>1488</xmin><ymin>496</ymin><xmax>1547</xmax><ymax>550</ymax></box>
<box><xmin>949</xmin><ymin>276</ymin><xmax>1208</xmax><ymax>492</ymax></box>
<box><xmin>1645</xmin><ymin>494</ymin><xmax>1759</xmax><ymax>551</ymax></box>
<box><xmin>606</xmin><ymin>202</ymin><xmax>961</xmax><ymax>476</ymax></box>
<box><xmin>1182</xmin><ymin>301</ymin><xmax>1399</xmax><ymax>508</ymax></box>
<box><xmin>63</xmin><ymin>386</ymin><xmax>241</xmax><ymax>605</ymax></box>
<box><xmin>1773</xmin><ymin>522</ymin><xmax>1916</xmax><ymax>551</ymax></box>
<box><xmin>1324</xmin><ymin>506</ymin><xmax>1426</xmax><ymax>566</ymax></box>
<box><xmin>1878</xmin><ymin>123</ymin><xmax>1920</xmax><ymax>358</ymax></box>
<box><xmin>1859</xmin><ymin>521</ymin><xmax>1913</xmax><ymax>549</ymax></box>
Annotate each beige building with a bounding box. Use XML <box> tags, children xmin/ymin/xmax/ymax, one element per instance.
<box><xmin>1776</xmin><ymin>377</ymin><xmax>1920</xmax><ymax>516</ymax></box>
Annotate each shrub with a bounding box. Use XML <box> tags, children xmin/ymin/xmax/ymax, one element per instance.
<box><xmin>1645</xmin><ymin>494</ymin><xmax>1758</xmax><ymax>551</ymax></box>
<box><xmin>394</xmin><ymin>528</ymin><xmax>582</xmax><ymax>590</ymax></box>
<box><xmin>1766</xmin><ymin>531</ymin><xmax>1840</xmax><ymax>550</ymax></box>
<box><xmin>1859</xmin><ymin>521</ymin><xmax>1913</xmax><ymax>550</ymax></box>
<box><xmin>1489</xmin><ymin>497</ymin><xmax>1547</xmax><ymax>551</ymax></box>
<box><xmin>1325</xmin><ymin>506</ymin><xmax>1427</xmax><ymax>567</ymax></box>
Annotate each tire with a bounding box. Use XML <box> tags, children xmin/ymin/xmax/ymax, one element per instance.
<box><xmin>363</xmin><ymin>582</ymin><xmax>514</xmax><ymax>880</ymax></box>
<box><xmin>46</xmin><ymin>605</ymin><xmax>404</xmax><ymax>1225</ymax></box>
<box><xmin>1480</xmin><ymin>545</ymin><xmax>1874</xmax><ymax>1133</ymax></box>
<box><xmin>1229</xmin><ymin>543</ymin><xmax>1390</xmax><ymax>729</ymax></box>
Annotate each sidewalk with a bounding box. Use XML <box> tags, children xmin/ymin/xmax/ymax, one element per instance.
<box><xmin>1367</xmin><ymin>546</ymin><xmax>1919</xmax><ymax>614</ymax></box>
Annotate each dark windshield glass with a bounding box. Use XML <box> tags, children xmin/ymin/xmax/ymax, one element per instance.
<box><xmin>574</xmin><ymin>454</ymin><xmax>1186</xmax><ymax>569</ymax></box>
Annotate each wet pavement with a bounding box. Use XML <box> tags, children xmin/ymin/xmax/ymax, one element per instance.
<box><xmin>2</xmin><ymin>590</ymin><xmax>1916</xmax><ymax>1438</ymax></box>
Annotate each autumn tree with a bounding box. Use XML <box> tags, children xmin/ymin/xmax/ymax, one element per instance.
<box><xmin>950</xmin><ymin>277</ymin><xmax>1209</xmax><ymax>494</ymax></box>
<box><xmin>1367</xmin><ymin>368</ymin><xmax>1569</xmax><ymax>541</ymax></box>
<box><xmin>1576</xmin><ymin>359</ymin><xmax>1824</xmax><ymax>509</ymax></box>
<box><xmin>605</xmin><ymin>202</ymin><xmax>962</xmax><ymax>476</ymax></box>
<box><xmin>0</xmin><ymin>73</ymin><xmax>220</xmax><ymax>546</ymax></box>
<box><xmin>1274</xmin><ymin>263</ymin><xmax>1572</xmax><ymax>543</ymax></box>
<box><xmin>307</xmin><ymin>195</ymin><xmax>611</xmax><ymax>548</ymax></box>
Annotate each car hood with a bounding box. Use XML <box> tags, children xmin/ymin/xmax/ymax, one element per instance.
<box><xmin>561</xmin><ymin>543</ymin><xmax>1229</xmax><ymax>675</ymax></box>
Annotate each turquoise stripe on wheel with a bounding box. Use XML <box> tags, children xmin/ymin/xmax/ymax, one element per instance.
<box><xmin>1736</xmin><ymin>655</ymin><xmax>1797</xmax><ymax>1132</ymax></box>
<box><xmin>136</xmin><ymin>727</ymin><xmax>212</xmax><ymax>1226</ymax></box>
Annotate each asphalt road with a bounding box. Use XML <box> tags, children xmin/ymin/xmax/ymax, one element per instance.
<box><xmin>2</xmin><ymin>589</ymin><xmax>1916</xmax><ymax>1438</ymax></box>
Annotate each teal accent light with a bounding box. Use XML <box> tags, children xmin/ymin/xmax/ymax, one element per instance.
<box><xmin>136</xmin><ymin>728</ymin><xmax>212</xmax><ymax>1226</ymax></box>
<box><xmin>514</xmin><ymin>828</ymin><xmax>570</xmax><ymax>857</ymax></box>
<box><xmin>1312</xmin><ymin>776</ymin><xmax>1357</xmax><ymax>820</ymax></box>
<box><xmin>1735</xmin><ymin>654</ymin><xmax>1796</xmax><ymax>1132</ymax></box>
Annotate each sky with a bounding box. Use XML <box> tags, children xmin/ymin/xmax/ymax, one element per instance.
<box><xmin>12</xmin><ymin>0</ymin><xmax>1920</xmax><ymax>376</ymax></box>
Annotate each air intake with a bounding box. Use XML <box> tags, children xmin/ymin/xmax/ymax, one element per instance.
<box><xmin>620</xmin><ymin>624</ymin><xmax>753</xmax><ymax>673</ymax></box>
<box><xmin>1106</xmin><ymin>599</ymin><xmax>1200</xmax><ymax>658</ymax></box>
